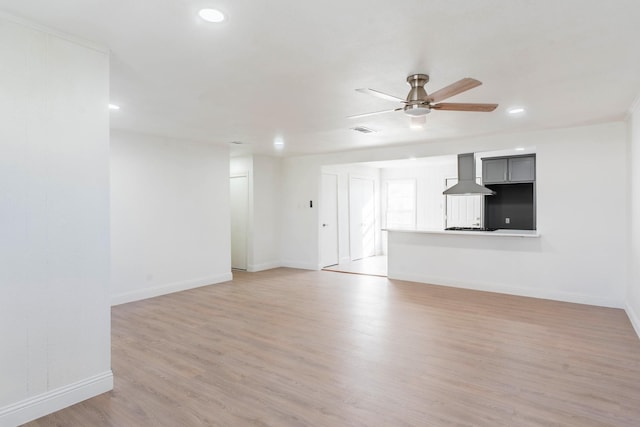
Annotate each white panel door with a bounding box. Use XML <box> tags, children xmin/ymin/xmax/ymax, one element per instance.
<box><xmin>349</xmin><ymin>177</ymin><xmax>375</xmax><ymax>261</ymax></box>
<box><xmin>230</xmin><ymin>175</ymin><xmax>248</xmax><ymax>270</ymax></box>
<box><xmin>320</xmin><ymin>174</ymin><xmax>339</xmax><ymax>267</ymax></box>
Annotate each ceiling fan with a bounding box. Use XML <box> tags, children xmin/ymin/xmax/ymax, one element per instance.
<box><xmin>348</xmin><ymin>74</ymin><xmax>498</xmax><ymax>120</ymax></box>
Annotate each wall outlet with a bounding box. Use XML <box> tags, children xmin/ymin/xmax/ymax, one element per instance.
<box><xmin>505</xmin><ymin>217</ymin><xmax>510</xmax><ymax>224</ymax></box>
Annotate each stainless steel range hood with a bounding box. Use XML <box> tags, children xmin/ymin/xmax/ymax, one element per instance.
<box><xmin>443</xmin><ymin>153</ymin><xmax>496</xmax><ymax>196</ymax></box>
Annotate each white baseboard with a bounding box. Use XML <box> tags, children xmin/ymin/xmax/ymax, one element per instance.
<box><xmin>388</xmin><ymin>272</ymin><xmax>623</xmax><ymax>309</ymax></box>
<box><xmin>111</xmin><ymin>272</ymin><xmax>233</xmax><ymax>306</ymax></box>
<box><xmin>247</xmin><ymin>261</ymin><xmax>282</xmax><ymax>272</ymax></box>
<box><xmin>626</xmin><ymin>302</ymin><xmax>640</xmax><ymax>340</ymax></box>
<box><xmin>0</xmin><ymin>371</ymin><xmax>113</xmax><ymax>427</ymax></box>
<box><xmin>280</xmin><ymin>260</ymin><xmax>321</xmax><ymax>271</ymax></box>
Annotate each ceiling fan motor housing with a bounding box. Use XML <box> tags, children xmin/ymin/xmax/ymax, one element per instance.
<box><xmin>404</xmin><ymin>74</ymin><xmax>431</xmax><ymax>116</ymax></box>
<box><xmin>404</xmin><ymin>104</ymin><xmax>431</xmax><ymax>116</ymax></box>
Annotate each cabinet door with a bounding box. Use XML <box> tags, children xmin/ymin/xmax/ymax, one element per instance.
<box><xmin>509</xmin><ymin>156</ymin><xmax>535</xmax><ymax>182</ymax></box>
<box><xmin>482</xmin><ymin>158</ymin><xmax>508</xmax><ymax>184</ymax></box>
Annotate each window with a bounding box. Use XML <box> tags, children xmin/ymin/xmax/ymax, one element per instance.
<box><xmin>384</xmin><ymin>179</ymin><xmax>416</xmax><ymax>229</ymax></box>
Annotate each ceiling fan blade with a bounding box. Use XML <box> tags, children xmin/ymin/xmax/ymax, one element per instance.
<box><xmin>355</xmin><ymin>88</ymin><xmax>405</xmax><ymax>103</ymax></box>
<box><xmin>347</xmin><ymin>107</ymin><xmax>402</xmax><ymax>119</ymax></box>
<box><xmin>431</xmin><ymin>102</ymin><xmax>498</xmax><ymax>112</ymax></box>
<box><xmin>428</xmin><ymin>78</ymin><xmax>482</xmax><ymax>102</ymax></box>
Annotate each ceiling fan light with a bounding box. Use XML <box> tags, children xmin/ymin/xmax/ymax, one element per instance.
<box><xmin>404</xmin><ymin>104</ymin><xmax>431</xmax><ymax>116</ymax></box>
<box><xmin>410</xmin><ymin>116</ymin><xmax>426</xmax><ymax>129</ymax></box>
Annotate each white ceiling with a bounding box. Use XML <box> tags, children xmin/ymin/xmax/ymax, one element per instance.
<box><xmin>2</xmin><ymin>0</ymin><xmax>640</xmax><ymax>156</ymax></box>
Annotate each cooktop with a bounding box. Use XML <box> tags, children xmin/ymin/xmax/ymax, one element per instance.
<box><xmin>444</xmin><ymin>227</ymin><xmax>498</xmax><ymax>231</ymax></box>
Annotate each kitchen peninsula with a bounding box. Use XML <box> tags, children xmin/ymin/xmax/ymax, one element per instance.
<box><xmin>388</xmin><ymin>228</ymin><xmax>539</xmax><ymax>237</ymax></box>
<box><xmin>386</xmin><ymin>227</ymin><xmax>545</xmax><ymax>302</ymax></box>
<box><xmin>383</xmin><ymin>151</ymin><xmax>544</xmax><ymax>298</ymax></box>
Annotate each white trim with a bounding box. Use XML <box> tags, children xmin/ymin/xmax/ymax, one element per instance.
<box><xmin>111</xmin><ymin>273</ymin><xmax>232</xmax><ymax>306</ymax></box>
<box><xmin>0</xmin><ymin>11</ymin><xmax>109</xmax><ymax>54</ymax></box>
<box><xmin>0</xmin><ymin>371</ymin><xmax>113</xmax><ymax>426</ymax></box>
<box><xmin>626</xmin><ymin>303</ymin><xmax>640</xmax><ymax>340</ymax></box>
<box><xmin>247</xmin><ymin>261</ymin><xmax>282</xmax><ymax>272</ymax></box>
<box><xmin>388</xmin><ymin>272</ymin><xmax>623</xmax><ymax>309</ymax></box>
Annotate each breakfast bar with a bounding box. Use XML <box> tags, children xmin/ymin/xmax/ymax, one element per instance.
<box><xmin>385</xmin><ymin>227</ymin><xmax>552</xmax><ymax>301</ymax></box>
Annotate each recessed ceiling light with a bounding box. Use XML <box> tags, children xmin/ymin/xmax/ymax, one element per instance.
<box><xmin>515</xmin><ymin>147</ymin><xmax>525</xmax><ymax>151</ymax></box>
<box><xmin>199</xmin><ymin>8</ymin><xmax>225</xmax><ymax>23</ymax></box>
<box><xmin>108</xmin><ymin>104</ymin><xmax>120</xmax><ymax>110</ymax></box>
<box><xmin>274</xmin><ymin>139</ymin><xmax>284</xmax><ymax>149</ymax></box>
<box><xmin>507</xmin><ymin>107</ymin><xmax>525</xmax><ymax>115</ymax></box>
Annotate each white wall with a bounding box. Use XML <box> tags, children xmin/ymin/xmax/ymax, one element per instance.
<box><xmin>230</xmin><ymin>155</ymin><xmax>282</xmax><ymax>272</ymax></box>
<box><xmin>251</xmin><ymin>155</ymin><xmax>282</xmax><ymax>271</ymax></box>
<box><xmin>110</xmin><ymin>130</ymin><xmax>232</xmax><ymax>305</ymax></box>
<box><xmin>0</xmin><ymin>15</ymin><xmax>112</xmax><ymax>425</ymax></box>
<box><xmin>627</xmin><ymin>101</ymin><xmax>640</xmax><ymax>336</ymax></box>
<box><xmin>281</xmin><ymin>122</ymin><xmax>629</xmax><ymax>307</ymax></box>
<box><xmin>381</xmin><ymin>158</ymin><xmax>457</xmax><ymax>231</ymax></box>
<box><xmin>322</xmin><ymin>164</ymin><xmax>382</xmax><ymax>263</ymax></box>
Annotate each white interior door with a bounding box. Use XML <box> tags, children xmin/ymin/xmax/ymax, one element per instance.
<box><xmin>349</xmin><ymin>177</ymin><xmax>375</xmax><ymax>261</ymax></box>
<box><xmin>445</xmin><ymin>178</ymin><xmax>483</xmax><ymax>228</ymax></box>
<box><xmin>320</xmin><ymin>174</ymin><xmax>339</xmax><ymax>267</ymax></box>
<box><xmin>230</xmin><ymin>175</ymin><xmax>248</xmax><ymax>270</ymax></box>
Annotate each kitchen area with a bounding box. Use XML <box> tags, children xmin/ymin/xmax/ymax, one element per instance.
<box><xmin>311</xmin><ymin>122</ymin><xmax>626</xmax><ymax>307</ymax></box>
<box><xmin>383</xmin><ymin>148</ymin><xmax>546</xmax><ymax>299</ymax></box>
<box><xmin>320</xmin><ymin>148</ymin><xmax>539</xmax><ymax>276</ymax></box>
<box><xmin>380</xmin><ymin>148</ymin><xmax>538</xmax><ymax>236</ymax></box>
<box><xmin>441</xmin><ymin>151</ymin><xmax>537</xmax><ymax>234</ymax></box>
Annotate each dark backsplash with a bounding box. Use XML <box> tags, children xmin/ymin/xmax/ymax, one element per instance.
<box><xmin>485</xmin><ymin>183</ymin><xmax>535</xmax><ymax>230</ymax></box>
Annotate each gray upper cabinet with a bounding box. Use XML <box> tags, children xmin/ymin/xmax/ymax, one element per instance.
<box><xmin>482</xmin><ymin>155</ymin><xmax>535</xmax><ymax>184</ymax></box>
<box><xmin>482</xmin><ymin>158</ymin><xmax>508</xmax><ymax>183</ymax></box>
<box><xmin>508</xmin><ymin>156</ymin><xmax>535</xmax><ymax>182</ymax></box>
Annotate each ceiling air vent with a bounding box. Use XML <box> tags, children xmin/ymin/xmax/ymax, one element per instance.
<box><xmin>350</xmin><ymin>126</ymin><xmax>376</xmax><ymax>134</ymax></box>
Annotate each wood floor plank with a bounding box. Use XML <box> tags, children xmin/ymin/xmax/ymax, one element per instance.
<box><xmin>25</xmin><ymin>268</ymin><xmax>640</xmax><ymax>426</ymax></box>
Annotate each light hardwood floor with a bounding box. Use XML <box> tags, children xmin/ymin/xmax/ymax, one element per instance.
<box><xmin>26</xmin><ymin>268</ymin><xmax>640</xmax><ymax>426</ymax></box>
<box><xmin>323</xmin><ymin>255</ymin><xmax>388</xmax><ymax>277</ymax></box>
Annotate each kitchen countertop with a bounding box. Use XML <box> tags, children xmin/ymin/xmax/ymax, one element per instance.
<box><xmin>384</xmin><ymin>228</ymin><xmax>540</xmax><ymax>237</ymax></box>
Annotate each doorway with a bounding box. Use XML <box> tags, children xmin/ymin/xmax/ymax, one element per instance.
<box><xmin>230</xmin><ymin>174</ymin><xmax>248</xmax><ymax>270</ymax></box>
<box><xmin>320</xmin><ymin>170</ymin><xmax>385</xmax><ymax>277</ymax></box>
<box><xmin>349</xmin><ymin>176</ymin><xmax>375</xmax><ymax>261</ymax></box>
